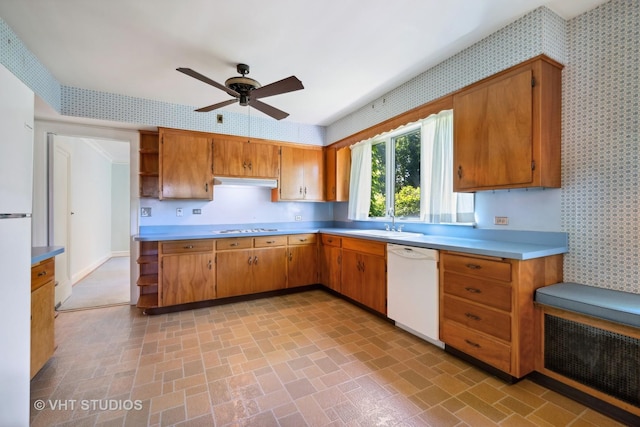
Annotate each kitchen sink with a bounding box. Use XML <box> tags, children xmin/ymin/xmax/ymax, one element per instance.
<box><xmin>346</xmin><ymin>229</ymin><xmax>423</xmax><ymax>238</ymax></box>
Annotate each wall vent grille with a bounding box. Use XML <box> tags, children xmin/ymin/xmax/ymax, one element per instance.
<box><xmin>544</xmin><ymin>314</ymin><xmax>640</xmax><ymax>407</ymax></box>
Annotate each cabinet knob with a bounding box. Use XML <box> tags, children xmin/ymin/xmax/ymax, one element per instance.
<box><xmin>204</xmin><ymin>182</ymin><xmax>209</xmax><ymax>192</ymax></box>
<box><xmin>464</xmin><ymin>287</ymin><xmax>481</xmax><ymax>294</ymax></box>
<box><xmin>299</xmin><ymin>186</ymin><xmax>303</xmax><ymax>195</ymax></box>
<box><xmin>248</xmin><ymin>256</ymin><xmax>253</xmax><ymax>265</ymax></box>
<box><xmin>266</xmin><ymin>240</ymin><xmax>275</xmax><ymax>244</ymax></box>
<box><xmin>253</xmin><ymin>256</ymin><xmax>258</xmax><ymax>265</ymax></box>
<box><xmin>208</xmin><ymin>260</ymin><xmax>212</xmax><ymax>270</ymax></box>
<box><xmin>457</xmin><ymin>165</ymin><xmax>463</xmax><ymax>179</ymax></box>
<box><xmin>465</xmin><ymin>312</ymin><xmax>481</xmax><ymax>321</ymax></box>
<box><xmin>288</xmin><ymin>252</ymin><xmax>293</xmax><ymax>262</ymax></box>
<box><xmin>37</xmin><ymin>271</ymin><xmax>47</xmax><ymax>277</ymax></box>
<box><xmin>230</xmin><ymin>243</ymin><xmax>239</xmax><ymax>247</ymax></box>
<box><xmin>465</xmin><ymin>263</ymin><xmax>481</xmax><ymax>270</ymax></box>
<box><xmin>183</xmin><ymin>245</ymin><xmax>194</xmax><ymax>249</ymax></box>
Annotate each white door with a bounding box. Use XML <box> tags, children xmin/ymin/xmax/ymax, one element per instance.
<box><xmin>53</xmin><ymin>144</ymin><xmax>72</xmax><ymax>305</ymax></box>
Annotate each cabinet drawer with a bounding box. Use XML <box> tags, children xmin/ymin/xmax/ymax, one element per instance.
<box><xmin>442</xmin><ymin>253</ymin><xmax>511</xmax><ymax>282</ymax></box>
<box><xmin>254</xmin><ymin>236</ymin><xmax>287</xmax><ymax>247</ymax></box>
<box><xmin>287</xmin><ymin>234</ymin><xmax>317</xmax><ymax>245</ymax></box>
<box><xmin>31</xmin><ymin>258</ymin><xmax>55</xmax><ymax>292</ymax></box>
<box><xmin>321</xmin><ymin>234</ymin><xmax>341</xmax><ymax>247</ymax></box>
<box><xmin>216</xmin><ymin>237</ymin><xmax>253</xmax><ymax>250</ymax></box>
<box><xmin>443</xmin><ymin>295</ymin><xmax>511</xmax><ymax>341</ymax></box>
<box><xmin>441</xmin><ymin>321</ymin><xmax>511</xmax><ymax>373</ymax></box>
<box><xmin>342</xmin><ymin>238</ymin><xmax>386</xmax><ymax>257</ymax></box>
<box><xmin>161</xmin><ymin>240</ymin><xmax>213</xmax><ymax>254</ymax></box>
<box><xmin>442</xmin><ymin>272</ymin><xmax>512</xmax><ymax>311</ymax></box>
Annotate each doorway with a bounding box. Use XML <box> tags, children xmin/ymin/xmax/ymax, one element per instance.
<box><xmin>49</xmin><ymin>134</ymin><xmax>131</xmax><ymax>310</ymax></box>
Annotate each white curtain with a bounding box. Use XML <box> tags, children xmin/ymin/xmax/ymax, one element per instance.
<box><xmin>347</xmin><ymin>139</ymin><xmax>372</xmax><ymax>220</ymax></box>
<box><xmin>421</xmin><ymin>109</ymin><xmax>474</xmax><ymax>223</ymax></box>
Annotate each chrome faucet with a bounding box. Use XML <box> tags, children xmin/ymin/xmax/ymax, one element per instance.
<box><xmin>388</xmin><ymin>208</ymin><xmax>395</xmax><ymax>231</ymax></box>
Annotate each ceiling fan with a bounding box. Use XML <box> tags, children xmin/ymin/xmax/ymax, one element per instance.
<box><xmin>177</xmin><ymin>63</ymin><xmax>304</xmax><ymax>120</ymax></box>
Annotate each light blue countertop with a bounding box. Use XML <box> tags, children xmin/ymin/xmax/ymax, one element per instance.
<box><xmin>31</xmin><ymin>246</ymin><xmax>65</xmax><ymax>265</ymax></box>
<box><xmin>134</xmin><ymin>223</ymin><xmax>567</xmax><ymax>260</ymax></box>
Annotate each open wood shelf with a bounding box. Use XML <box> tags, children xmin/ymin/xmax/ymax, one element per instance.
<box><xmin>137</xmin><ymin>274</ymin><xmax>158</xmax><ymax>287</ymax></box>
<box><xmin>136</xmin><ymin>293</ymin><xmax>158</xmax><ymax>309</ymax></box>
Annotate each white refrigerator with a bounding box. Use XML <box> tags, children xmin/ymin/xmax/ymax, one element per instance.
<box><xmin>0</xmin><ymin>63</ymin><xmax>35</xmax><ymax>426</ymax></box>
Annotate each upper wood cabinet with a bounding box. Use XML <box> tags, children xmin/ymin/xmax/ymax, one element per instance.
<box><xmin>213</xmin><ymin>137</ymin><xmax>279</xmax><ymax>179</ymax></box>
<box><xmin>139</xmin><ymin>130</ymin><xmax>159</xmax><ymax>198</ymax></box>
<box><xmin>453</xmin><ymin>56</ymin><xmax>562</xmax><ymax>192</ymax></box>
<box><xmin>159</xmin><ymin>128</ymin><xmax>213</xmax><ymax>200</ymax></box>
<box><xmin>275</xmin><ymin>145</ymin><xmax>324</xmax><ymax>201</ymax></box>
<box><xmin>324</xmin><ymin>146</ymin><xmax>351</xmax><ymax>202</ymax></box>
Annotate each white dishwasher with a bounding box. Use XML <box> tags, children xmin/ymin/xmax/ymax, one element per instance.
<box><xmin>387</xmin><ymin>244</ymin><xmax>443</xmax><ymax>348</ymax></box>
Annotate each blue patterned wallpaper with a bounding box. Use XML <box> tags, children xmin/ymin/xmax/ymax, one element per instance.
<box><xmin>326</xmin><ymin>6</ymin><xmax>567</xmax><ymax>143</ymax></box>
<box><xmin>0</xmin><ymin>17</ymin><xmax>60</xmax><ymax>110</ymax></box>
<box><xmin>562</xmin><ymin>0</ymin><xmax>639</xmax><ymax>293</ymax></box>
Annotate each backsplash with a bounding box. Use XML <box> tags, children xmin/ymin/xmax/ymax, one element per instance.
<box><xmin>561</xmin><ymin>0</ymin><xmax>639</xmax><ymax>293</ymax></box>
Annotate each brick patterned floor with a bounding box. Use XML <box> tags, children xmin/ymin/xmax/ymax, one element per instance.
<box><xmin>30</xmin><ymin>290</ymin><xmax>623</xmax><ymax>426</ymax></box>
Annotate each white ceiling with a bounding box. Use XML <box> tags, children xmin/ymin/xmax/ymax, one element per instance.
<box><xmin>1</xmin><ymin>0</ymin><xmax>608</xmax><ymax>127</ymax></box>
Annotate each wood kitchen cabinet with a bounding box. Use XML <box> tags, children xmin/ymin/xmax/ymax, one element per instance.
<box><xmin>216</xmin><ymin>237</ymin><xmax>287</xmax><ymax>297</ymax></box>
<box><xmin>341</xmin><ymin>237</ymin><xmax>387</xmax><ymax>314</ymax></box>
<box><xmin>324</xmin><ymin>146</ymin><xmax>351</xmax><ymax>201</ymax></box>
<box><xmin>213</xmin><ymin>136</ymin><xmax>279</xmax><ymax>178</ymax></box>
<box><xmin>159</xmin><ymin>128</ymin><xmax>213</xmax><ymax>200</ymax></box>
<box><xmin>274</xmin><ymin>145</ymin><xmax>324</xmax><ymax>201</ymax></box>
<box><xmin>287</xmin><ymin>234</ymin><xmax>318</xmax><ymax>288</ymax></box>
<box><xmin>31</xmin><ymin>258</ymin><xmax>56</xmax><ymax>378</ymax></box>
<box><xmin>439</xmin><ymin>251</ymin><xmax>563</xmax><ymax>379</ymax></box>
<box><xmin>319</xmin><ymin>234</ymin><xmax>342</xmax><ymax>292</ymax></box>
<box><xmin>159</xmin><ymin>240</ymin><xmax>215</xmax><ymax>306</ymax></box>
<box><xmin>453</xmin><ymin>56</ymin><xmax>562</xmax><ymax>192</ymax></box>
<box><xmin>139</xmin><ymin>130</ymin><xmax>159</xmax><ymax>198</ymax></box>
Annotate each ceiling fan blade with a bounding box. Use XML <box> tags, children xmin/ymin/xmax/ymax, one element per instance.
<box><xmin>195</xmin><ymin>98</ymin><xmax>238</xmax><ymax>113</ymax></box>
<box><xmin>250</xmin><ymin>99</ymin><xmax>289</xmax><ymax>120</ymax></box>
<box><xmin>177</xmin><ymin>67</ymin><xmax>240</xmax><ymax>97</ymax></box>
<box><xmin>251</xmin><ymin>76</ymin><xmax>304</xmax><ymax>99</ymax></box>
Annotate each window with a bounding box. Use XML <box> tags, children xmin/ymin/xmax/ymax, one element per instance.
<box><xmin>369</xmin><ymin>126</ymin><xmax>421</xmax><ymax>219</ymax></box>
<box><xmin>349</xmin><ymin>109</ymin><xmax>474</xmax><ymax>224</ymax></box>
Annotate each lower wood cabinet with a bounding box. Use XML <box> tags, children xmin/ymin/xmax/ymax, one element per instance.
<box><xmin>340</xmin><ymin>237</ymin><xmax>387</xmax><ymax>314</ymax></box>
<box><xmin>439</xmin><ymin>251</ymin><xmax>563</xmax><ymax>378</ymax></box>
<box><xmin>320</xmin><ymin>234</ymin><xmax>342</xmax><ymax>292</ymax></box>
<box><xmin>31</xmin><ymin>258</ymin><xmax>56</xmax><ymax>378</ymax></box>
<box><xmin>287</xmin><ymin>234</ymin><xmax>318</xmax><ymax>288</ymax></box>
<box><xmin>159</xmin><ymin>240</ymin><xmax>215</xmax><ymax>306</ymax></box>
<box><xmin>216</xmin><ymin>237</ymin><xmax>287</xmax><ymax>298</ymax></box>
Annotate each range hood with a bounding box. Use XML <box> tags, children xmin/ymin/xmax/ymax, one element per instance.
<box><xmin>213</xmin><ymin>177</ymin><xmax>278</xmax><ymax>188</ymax></box>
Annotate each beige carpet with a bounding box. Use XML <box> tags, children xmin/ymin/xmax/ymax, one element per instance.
<box><xmin>57</xmin><ymin>256</ymin><xmax>131</xmax><ymax>311</ymax></box>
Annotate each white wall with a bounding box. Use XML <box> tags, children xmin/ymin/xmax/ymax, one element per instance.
<box><xmin>111</xmin><ymin>162</ymin><xmax>130</xmax><ymax>254</ymax></box>
<box><xmin>139</xmin><ymin>186</ymin><xmax>333</xmax><ymax>227</ymax></box>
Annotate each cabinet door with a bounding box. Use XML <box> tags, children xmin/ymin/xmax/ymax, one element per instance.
<box><xmin>320</xmin><ymin>245</ymin><xmax>341</xmax><ymax>292</ymax></box>
<box><xmin>247</xmin><ymin>143</ymin><xmax>279</xmax><ymax>178</ymax></box>
<box><xmin>288</xmin><ymin>245</ymin><xmax>318</xmax><ymax>288</ymax></box>
<box><xmin>160</xmin><ymin>131</ymin><xmax>213</xmax><ymax>199</ymax></box>
<box><xmin>324</xmin><ymin>147</ymin><xmax>337</xmax><ymax>201</ymax></box>
<box><xmin>252</xmin><ymin>247</ymin><xmax>287</xmax><ymax>292</ymax></box>
<box><xmin>160</xmin><ymin>252</ymin><xmax>215</xmax><ymax>306</ymax></box>
<box><xmin>216</xmin><ymin>250</ymin><xmax>253</xmax><ymax>298</ymax></box>
<box><xmin>335</xmin><ymin>147</ymin><xmax>351</xmax><ymax>201</ymax></box>
<box><xmin>279</xmin><ymin>146</ymin><xmax>305</xmax><ymax>200</ymax></box>
<box><xmin>453</xmin><ymin>68</ymin><xmax>533</xmax><ymax>191</ymax></box>
<box><xmin>340</xmin><ymin>250</ymin><xmax>362</xmax><ymax>303</ymax></box>
<box><xmin>213</xmin><ymin>138</ymin><xmax>245</xmax><ymax>177</ymax></box>
<box><xmin>302</xmin><ymin>149</ymin><xmax>324</xmax><ymax>200</ymax></box>
<box><xmin>31</xmin><ymin>281</ymin><xmax>55</xmax><ymax>378</ymax></box>
<box><xmin>359</xmin><ymin>253</ymin><xmax>387</xmax><ymax>314</ymax></box>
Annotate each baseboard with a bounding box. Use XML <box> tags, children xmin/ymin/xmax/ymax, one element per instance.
<box><xmin>71</xmin><ymin>254</ymin><xmax>111</xmax><ymax>284</ymax></box>
<box><xmin>111</xmin><ymin>251</ymin><xmax>130</xmax><ymax>257</ymax></box>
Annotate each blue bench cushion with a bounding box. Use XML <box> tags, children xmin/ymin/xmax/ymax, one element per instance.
<box><xmin>535</xmin><ymin>282</ymin><xmax>640</xmax><ymax>329</ymax></box>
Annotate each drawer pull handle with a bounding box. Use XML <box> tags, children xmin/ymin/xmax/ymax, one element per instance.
<box><xmin>465</xmin><ymin>339</ymin><xmax>480</xmax><ymax>348</ymax></box>
<box><xmin>37</xmin><ymin>271</ymin><xmax>47</xmax><ymax>277</ymax></box>
<box><xmin>465</xmin><ymin>287</ymin><xmax>481</xmax><ymax>293</ymax></box>
<box><xmin>253</xmin><ymin>256</ymin><xmax>258</xmax><ymax>265</ymax></box>
<box><xmin>327</xmin><ymin>239</ymin><xmax>333</xmax><ymax>243</ymax></box>
<box><xmin>465</xmin><ymin>313</ymin><xmax>481</xmax><ymax>321</ymax></box>
<box><xmin>183</xmin><ymin>245</ymin><xmax>194</xmax><ymax>249</ymax></box>
<box><xmin>248</xmin><ymin>256</ymin><xmax>253</xmax><ymax>265</ymax></box>
<box><xmin>465</xmin><ymin>263</ymin><xmax>482</xmax><ymax>270</ymax></box>
<box><xmin>266</xmin><ymin>240</ymin><xmax>276</xmax><ymax>244</ymax></box>
<box><xmin>299</xmin><ymin>238</ymin><xmax>307</xmax><ymax>242</ymax></box>
<box><xmin>230</xmin><ymin>243</ymin><xmax>239</xmax><ymax>247</ymax></box>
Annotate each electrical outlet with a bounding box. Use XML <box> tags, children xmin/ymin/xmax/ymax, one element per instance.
<box><xmin>295</xmin><ymin>215</ymin><xmax>302</xmax><ymax>221</ymax></box>
<box><xmin>141</xmin><ymin>207</ymin><xmax>151</xmax><ymax>217</ymax></box>
<box><xmin>494</xmin><ymin>216</ymin><xmax>509</xmax><ymax>225</ymax></box>
<box><xmin>217</xmin><ymin>114</ymin><xmax>223</xmax><ymax>124</ymax></box>
<box><xmin>176</xmin><ymin>208</ymin><xmax>183</xmax><ymax>217</ymax></box>
<box><xmin>192</xmin><ymin>209</ymin><xmax>202</xmax><ymax>215</ymax></box>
